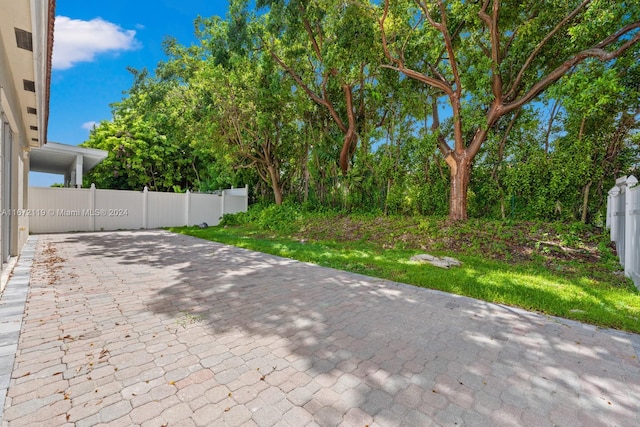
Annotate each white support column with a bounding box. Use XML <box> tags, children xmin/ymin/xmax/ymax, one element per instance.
<box><xmin>75</xmin><ymin>154</ymin><xmax>84</xmax><ymax>188</ymax></box>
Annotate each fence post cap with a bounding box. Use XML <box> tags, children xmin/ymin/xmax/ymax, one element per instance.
<box><xmin>90</xmin><ymin>183</ymin><xmax>96</xmax><ymax>189</ymax></box>
<box><xmin>627</xmin><ymin>175</ymin><xmax>638</xmax><ymax>187</ymax></box>
<box><xmin>609</xmin><ymin>187</ymin><xmax>620</xmax><ymax>196</ymax></box>
<box><xmin>616</xmin><ymin>176</ymin><xmax>629</xmax><ymax>186</ymax></box>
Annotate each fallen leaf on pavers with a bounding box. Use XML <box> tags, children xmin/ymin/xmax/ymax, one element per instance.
<box><xmin>169</xmin><ymin>381</ymin><xmax>175</xmax><ymax>385</ymax></box>
<box><xmin>261</xmin><ymin>366</ymin><xmax>277</xmax><ymax>381</ymax></box>
<box><xmin>224</xmin><ymin>408</ymin><xmax>230</xmax><ymax>412</ymax></box>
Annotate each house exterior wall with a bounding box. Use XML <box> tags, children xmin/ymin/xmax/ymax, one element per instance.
<box><xmin>1</xmin><ymin>95</ymin><xmax>31</xmax><ymax>261</ymax></box>
<box><xmin>0</xmin><ymin>0</ymin><xmax>54</xmax><ymax>290</ymax></box>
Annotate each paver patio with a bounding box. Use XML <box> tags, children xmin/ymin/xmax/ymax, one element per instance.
<box><xmin>1</xmin><ymin>230</ymin><xmax>639</xmax><ymax>426</ymax></box>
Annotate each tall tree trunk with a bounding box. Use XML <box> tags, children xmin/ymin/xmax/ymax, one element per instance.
<box><xmin>267</xmin><ymin>165</ymin><xmax>283</xmax><ymax>205</ymax></box>
<box><xmin>445</xmin><ymin>154</ymin><xmax>471</xmax><ymax>221</ymax></box>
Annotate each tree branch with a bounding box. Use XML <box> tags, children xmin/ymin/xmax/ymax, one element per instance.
<box><xmin>504</xmin><ymin>26</ymin><xmax>640</xmax><ymax>115</ymax></box>
<box><xmin>506</xmin><ymin>0</ymin><xmax>591</xmax><ymax>100</ymax></box>
<box><xmin>478</xmin><ymin>0</ymin><xmax>503</xmax><ymax>101</ymax></box>
<box><xmin>266</xmin><ymin>47</ymin><xmax>348</xmax><ymax>134</ymax></box>
<box><xmin>299</xmin><ymin>3</ymin><xmax>323</xmax><ymax>61</ymax></box>
<box><xmin>431</xmin><ymin>96</ymin><xmax>452</xmax><ymax>156</ymax></box>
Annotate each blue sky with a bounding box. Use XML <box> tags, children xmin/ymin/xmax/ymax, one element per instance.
<box><xmin>32</xmin><ymin>0</ymin><xmax>230</xmax><ymax>186</ymax></box>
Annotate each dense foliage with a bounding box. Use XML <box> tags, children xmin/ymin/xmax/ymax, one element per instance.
<box><xmin>83</xmin><ymin>0</ymin><xmax>640</xmax><ymax>224</ymax></box>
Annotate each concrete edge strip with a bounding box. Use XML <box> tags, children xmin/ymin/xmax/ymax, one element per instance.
<box><xmin>0</xmin><ymin>236</ymin><xmax>38</xmax><ymax>425</ymax></box>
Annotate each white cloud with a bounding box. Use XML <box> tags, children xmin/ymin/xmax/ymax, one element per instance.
<box><xmin>53</xmin><ymin>16</ymin><xmax>141</xmax><ymax>70</ymax></box>
<box><xmin>81</xmin><ymin>121</ymin><xmax>97</xmax><ymax>131</ymax></box>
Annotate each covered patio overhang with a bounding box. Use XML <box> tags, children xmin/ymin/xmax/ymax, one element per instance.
<box><xmin>30</xmin><ymin>142</ymin><xmax>107</xmax><ymax>188</ymax></box>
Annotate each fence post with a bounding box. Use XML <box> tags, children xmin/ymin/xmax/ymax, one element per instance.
<box><xmin>608</xmin><ymin>186</ymin><xmax>619</xmax><ymax>242</ymax></box>
<box><xmin>90</xmin><ymin>183</ymin><xmax>96</xmax><ymax>232</ymax></box>
<box><xmin>624</xmin><ymin>176</ymin><xmax>638</xmax><ymax>278</ymax></box>
<box><xmin>142</xmin><ymin>186</ymin><xmax>149</xmax><ymax>229</ymax></box>
<box><xmin>220</xmin><ymin>190</ymin><xmax>226</xmax><ymax>221</ymax></box>
<box><xmin>614</xmin><ymin>177</ymin><xmax>629</xmax><ymax>266</ymax></box>
<box><xmin>244</xmin><ymin>184</ymin><xmax>249</xmax><ymax>212</ymax></box>
<box><xmin>186</xmin><ymin>190</ymin><xmax>191</xmax><ymax>227</ymax></box>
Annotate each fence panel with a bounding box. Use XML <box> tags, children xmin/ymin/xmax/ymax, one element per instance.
<box><xmin>189</xmin><ymin>193</ymin><xmax>222</xmax><ymax>226</ymax></box>
<box><xmin>222</xmin><ymin>187</ymin><xmax>249</xmax><ymax>216</ymax></box>
<box><xmin>606</xmin><ymin>176</ymin><xmax>640</xmax><ymax>290</ymax></box>
<box><xmin>147</xmin><ymin>192</ymin><xmax>186</xmax><ymax>229</ymax></box>
<box><xmin>28</xmin><ymin>185</ymin><xmax>248</xmax><ymax>233</ymax></box>
<box><xmin>95</xmin><ymin>188</ymin><xmax>144</xmax><ymax>231</ymax></box>
<box><xmin>29</xmin><ymin>187</ymin><xmax>93</xmax><ymax>233</ymax></box>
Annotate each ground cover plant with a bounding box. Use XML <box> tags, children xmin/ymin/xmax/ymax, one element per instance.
<box><xmin>171</xmin><ymin>204</ymin><xmax>640</xmax><ymax>334</ymax></box>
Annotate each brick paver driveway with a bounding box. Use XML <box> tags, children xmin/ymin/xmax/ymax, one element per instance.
<box><xmin>2</xmin><ymin>230</ymin><xmax>640</xmax><ymax>426</ymax></box>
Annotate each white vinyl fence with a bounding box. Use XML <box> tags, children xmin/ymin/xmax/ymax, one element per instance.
<box><xmin>28</xmin><ymin>185</ymin><xmax>248</xmax><ymax>234</ymax></box>
<box><xmin>606</xmin><ymin>175</ymin><xmax>640</xmax><ymax>289</ymax></box>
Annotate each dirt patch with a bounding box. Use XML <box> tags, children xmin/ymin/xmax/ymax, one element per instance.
<box><xmin>294</xmin><ymin>215</ymin><xmax>609</xmax><ymax>266</ymax></box>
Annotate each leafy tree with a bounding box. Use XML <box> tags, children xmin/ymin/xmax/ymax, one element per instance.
<box><xmin>545</xmin><ymin>58</ymin><xmax>640</xmax><ymax>223</ymax></box>
<box><xmin>165</xmin><ymin>14</ymin><xmax>306</xmax><ymax>204</ymax></box>
<box><xmin>255</xmin><ymin>0</ymin><xmax>384</xmax><ymax>174</ymax></box>
<box><xmin>83</xmin><ymin>69</ymin><xmax>216</xmax><ymax>192</ymax></box>
<box><xmin>381</xmin><ymin>0</ymin><xmax>640</xmax><ymax>220</ymax></box>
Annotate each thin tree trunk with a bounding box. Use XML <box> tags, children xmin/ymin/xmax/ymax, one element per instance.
<box><xmin>581</xmin><ymin>180</ymin><xmax>592</xmax><ymax>223</ymax></box>
<box><xmin>384</xmin><ymin>178</ymin><xmax>392</xmax><ymax>215</ymax></box>
<box><xmin>544</xmin><ymin>99</ymin><xmax>561</xmax><ymax>156</ymax></box>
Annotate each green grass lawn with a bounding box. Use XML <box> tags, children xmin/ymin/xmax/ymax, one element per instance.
<box><xmin>169</xmin><ymin>212</ymin><xmax>640</xmax><ymax>334</ymax></box>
